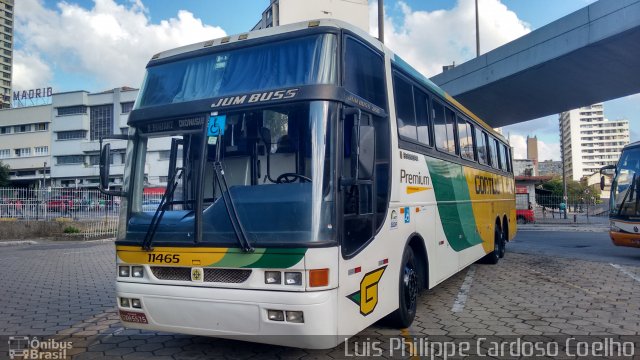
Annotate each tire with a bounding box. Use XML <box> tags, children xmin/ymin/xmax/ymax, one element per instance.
<box><xmin>481</xmin><ymin>224</ymin><xmax>501</xmax><ymax>264</ymax></box>
<box><xmin>499</xmin><ymin>224</ymin><xmax>507</xmax><ymax>259</ymax></box>
<box><xmin>384</xmin><ymin>246</ymin><xmax>419</xmax><ymax>328</ymax></box>
<box><xmin>516</xmin><ymin>216</ymin><xmax>526</xmax><ymax>224</ymax></box>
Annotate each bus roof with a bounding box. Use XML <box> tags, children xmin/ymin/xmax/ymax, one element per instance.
<box><xmin>146</xmin><ymin>18</ymin><xmax>505</xmax><ymax>142</ymax></box>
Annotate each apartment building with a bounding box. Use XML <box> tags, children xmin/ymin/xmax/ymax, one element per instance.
<box><xmin>0</xmin><ymin>0</ymin><xmax>12</xmax><ymax>108</ymax></box>
<box><xmin>559</xmin><ymin>103</ymin><xmax>629</xmax><ymax>181</ymax></box>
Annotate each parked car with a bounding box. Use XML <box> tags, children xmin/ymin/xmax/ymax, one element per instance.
<box><xmin>45</xmin><ymin>197</ymin><xmax>75</xmax><ymax>212</ymax></box>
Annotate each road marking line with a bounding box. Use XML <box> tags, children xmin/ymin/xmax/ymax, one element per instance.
<box><xmin>610</xmin><ymin>263</ymin><xmax>640</xmax><ymax>283</ymax></box>
<box><xmin>451</xmin><ymin>266</ymin><xmax>475</xmax><ymax>313</ymax></box>
<box><xmin>400</xmin><ymin>328</ymin><xmax>420</xmax><ymax>360</ymax></box>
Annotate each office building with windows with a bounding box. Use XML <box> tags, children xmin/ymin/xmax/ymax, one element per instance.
<box><xmin>49</xmin><ymin>87</ymin><xmax>172</xmax><ymax>188</ymax></box>
<box><xmin>0</xmin><ymin>0</ymin><xmax>12</xmax><ymax>108</ymax></box>
<box><xmin>559</xmin><ymin>103</ymin><xmax>629</xmax><ymax>181</ymax></box>
<box><xmin>0</xmin><ymin>104</ymin><xmax>52</xmax><ymax>186</ymax></box>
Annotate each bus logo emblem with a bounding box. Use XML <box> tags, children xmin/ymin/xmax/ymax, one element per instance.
<box><xmin>191</xmin><ymin>268</ymin><xmax>204</xmax><ymax>282</ymax></box>
<box><xmin>347</xmin><ymin>266</ymin><xmax>386</xmax><ymax>316</ymax></box>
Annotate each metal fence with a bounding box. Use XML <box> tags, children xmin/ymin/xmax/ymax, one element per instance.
<box><xmin>528</xmin><ymin>194</ymin><xmax>609</xmax><ymax>225</ymax></box>
<box><xmin>0</xmin><ymin>188</ymin><xmax>163</xmax><ymax>239</ymax></box>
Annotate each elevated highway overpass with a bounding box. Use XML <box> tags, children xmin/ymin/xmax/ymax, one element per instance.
<box><xmin>430</xmin><ymin>0</ymin><xmax>640</xmax><ymax>128</ymax></box>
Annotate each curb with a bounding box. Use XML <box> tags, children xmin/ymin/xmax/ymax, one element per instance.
<box><xmin>0</xmin><ymin>240</ymin><xmax>38</xmax><ymax>246</ymax></box>
<box><xmin>518</xmin><ymin>225</ymin><xmax>608</xmax><ymax>233</ymax></box>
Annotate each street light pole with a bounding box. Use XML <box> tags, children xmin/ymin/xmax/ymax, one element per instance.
<box><xmin>475</xmin><ymin>0</ymin><xmax>480</xmax><ymax>57</ymax></box>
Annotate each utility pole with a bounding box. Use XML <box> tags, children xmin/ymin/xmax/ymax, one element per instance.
<box><xmin>561</xmin><ymin>125</ymin><xmax>568</xmax><ymax>219</ymax></box>
<box><xmin>475</xmin><ymin>0</ymin><xmax>480</xmax><ymax>57</ymax></box>
<box><xmin>378</xmin><ymin>0</ymin><xmax>384</xmax><ymax>43</ymax></box>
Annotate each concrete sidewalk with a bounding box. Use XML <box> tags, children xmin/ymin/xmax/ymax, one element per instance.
<box><xmin>518</xmin><ymin>223</ymin><xmax>608</xmax><ymax>232</ymax></box>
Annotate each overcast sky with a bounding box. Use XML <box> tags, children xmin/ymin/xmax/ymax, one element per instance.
<box><xmin>13</xmin><ymin>0</ymin><xmax>640</xmax><ymax>161</ymax></box>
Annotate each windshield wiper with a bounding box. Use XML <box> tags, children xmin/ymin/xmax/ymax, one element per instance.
<box><xmin>212</xmin><ymin>161</ymin><xmax>254</xmax><ymax>252</ymax></box>
<box><xmin>141</xmin><ymin>167</ymin><xmax>183</xmax><ymax>251</ymax></box>
<box><xmin>617</xmin><ymin>173</ymin><xmax>637</xmax><ymax>216</ymax></box>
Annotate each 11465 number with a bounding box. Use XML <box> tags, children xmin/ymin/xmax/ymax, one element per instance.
<box><xmin>147</xmin><ymin>253</ymin><xmax>180</xmax><ymax>263</ymax></box>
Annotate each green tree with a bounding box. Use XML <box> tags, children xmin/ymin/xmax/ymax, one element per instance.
<box><xmin>538</xmin><ymin>176</ymin><xmax>600</xmax><ymax>209</ymax></box>
<box><xmin>0</xmin><ymin>161</ymin><xmax>9</xmax><ymax>187</ymax></box>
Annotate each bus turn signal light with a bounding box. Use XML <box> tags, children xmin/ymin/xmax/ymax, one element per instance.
<box><xmin>309</xmin><ymin>268</ymin><xmax>329</xmax><ymax>287</ymax></box>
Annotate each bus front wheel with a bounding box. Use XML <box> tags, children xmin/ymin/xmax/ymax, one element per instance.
<box><xmin>384</xmin><ymin>246</ymin><xmax>419</xmax><ymax>328</ymax></box>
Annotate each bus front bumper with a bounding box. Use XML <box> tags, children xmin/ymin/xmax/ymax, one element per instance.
<box><xmin>610</xmin><ymin>231</ymin><xmax>640</xmax><ymax>248</ymax></box>
<box><xmin>116</xmin><ymin>281</ymin><xmax>340</xmax><ymax>349</ymax></box>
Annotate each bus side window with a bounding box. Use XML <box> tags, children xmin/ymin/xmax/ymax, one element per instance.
<box><xmin>445</xmin><ymin>108</ymin><xmax>458</xmax><ymax>154</ymax></box>
<box><xmin>393</xmin><ymin>74</ymin><xmax>417</xmax><ymax>140</ymax></box>
<box><xmin>488</xmin><ymin>136</ymin><xmax>498</xmax><ymax>169</ymax></box>
<box><xmin>414</xmin><ymin>88</ymin><xmax>431</xmax><ymax>146</ymax></box>
<box><xmin>475</xmin><ymin>127</ymin><xmax>488</xmax><ymax>165</ymax></box>
<box><xmin>499</xmin><ymin>143</ymin><xmax>508</xmax><ymax>171</ymax></box>
<box><xmin>457</xmin><ymin>117</ymin><xmax>474</xmax><ymax>160</ymax></box>
<box><xmin>506</xmin><ymin>145</ymin><xmax>513</xmax><ymax>173</ymax></box>
<box><xmin>433</xmin><ymin>101</ymin><xmax>447</xmax><ymax>151</ymax></box>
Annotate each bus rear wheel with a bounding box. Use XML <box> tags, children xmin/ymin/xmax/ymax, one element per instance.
<box><xmin>384</xmin><ymin>246</ymin><xmax>419</xmax><ymax>328</ymax></box>
<box><xmin>499</xmin><ymin>224</ymin><xmax>507</xmax><ymax>258</ymax></box>
<box><xmin>482</xmin><ymin>225</ymin><xmax>502</xmax><ymax>265</ymax></box>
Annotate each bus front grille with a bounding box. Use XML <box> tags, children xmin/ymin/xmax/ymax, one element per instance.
<box><xmin>150</xmin><ymin>267</ymin><xmax>252</xmax><ymax>283</ymax></box>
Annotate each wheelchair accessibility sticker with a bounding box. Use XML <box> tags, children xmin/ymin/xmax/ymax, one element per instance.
<box><xmin>207</xmin><ymin>114</ymin><xmax>227</xmax><ymax>137</ymax></box>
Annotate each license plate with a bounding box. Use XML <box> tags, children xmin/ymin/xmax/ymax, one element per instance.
<box><xmin>119</xmin><ymin>310</ymin><xmax>148</xmax><ymax>324</ymax></box>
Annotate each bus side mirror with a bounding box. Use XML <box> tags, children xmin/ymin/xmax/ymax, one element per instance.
<box><xmin>599</xmin><ymin>164</ymin><xmax>615</xmax><ymax>191</ymax></box>
<box><xmin>100</xmin><ymin>143</ymin><xmax>111</xmax><ymax>190</ymax></box>
<box><xmin>99</xmin><ymin>142</ymin><xmax>125</xmax><ymax>197</ymax></box>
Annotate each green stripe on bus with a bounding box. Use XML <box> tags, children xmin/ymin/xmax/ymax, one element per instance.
<box><xmin>242</xmin><ymin>248</ymin><xmax>307</xmax><ymax>269</ymax></box>
<box><xmin>426</xmin><ymin>158</ymin><xmax>482</xmax><ymax>251</ymax></box>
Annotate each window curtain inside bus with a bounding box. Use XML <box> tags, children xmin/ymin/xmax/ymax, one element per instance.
<box><xmin>140</xmin><ymin>35</ymin><xmax>337</xmax><ymax>107</ymax></box>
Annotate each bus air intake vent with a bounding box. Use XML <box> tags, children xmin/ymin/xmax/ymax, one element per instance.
<box><xmin>204</xmin><ymin>268</ymin><xmax>252</xmax><ymax>283</ymax></box>
<box><xmin>151</xmin><ymin>267</ymin><xmax>251</xmax><ymax>283</ymax></box>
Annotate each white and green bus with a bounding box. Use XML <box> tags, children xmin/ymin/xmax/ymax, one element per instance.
<box><xmin>102</xmin><ymin>19</ymin><xmax>516</xmax><ymax>349</ymax></box>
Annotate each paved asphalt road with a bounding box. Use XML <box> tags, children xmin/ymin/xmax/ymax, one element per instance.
<box><xmin>510</xmin><ymin>229</ymin><xmax>640</xmax><ymax>266</ymax></box>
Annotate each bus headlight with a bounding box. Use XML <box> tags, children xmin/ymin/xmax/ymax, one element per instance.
<box><xmin>264</xmin><ymin>271</ymin><xmax>281</xmax><ymax>284</ymax></box>
<box><xmin>131</xmin><ymin>266</ymin><xmax>144</xmax><ymax>278</ymax></box>
<box><xmin>267</xmin><ymin>310</ymin><xmax>284</xmax><ymax>321</ymax></box>
<box><xmin>610</xmin><ymin>221</ymin><xmax>621</xmax><ymax>232</ymax></box>
<box><xmin>285</xmin><ymin>311</ymin><xmax>304</xmax><ymax>323</ymax></box>
<box><xmin>284</xmin><ymin>272</ymin><xmax>302</xmax><ymax>286</ymax></box>
<box><xmin>120</xmin><ymin>298</ymin><xmax>130</xmax><ymax>307</ymax></box>
<box><xmin>131</xmin><ymin>298</ymin><xmax>142</xmax><ymax>309</ymax></box>
<box><xmin>118</xmin><ymin>266</ymin><xmax>130</xmax><ymax>277</ymax></box>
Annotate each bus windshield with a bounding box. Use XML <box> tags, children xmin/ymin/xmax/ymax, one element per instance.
<box><xmin>126</xmin><ymin>101</ymin><xmax>336</xmax><ymax>247</ymax></box>
<box><xmin>611</xmin><ymin>147</ymin><xmax>640</xmax><ymax>217</ymax></box>
<box><xmin>136</xmin><ymin>34</ymin><xmax>337</xmax><ymax>109</ymax></box>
